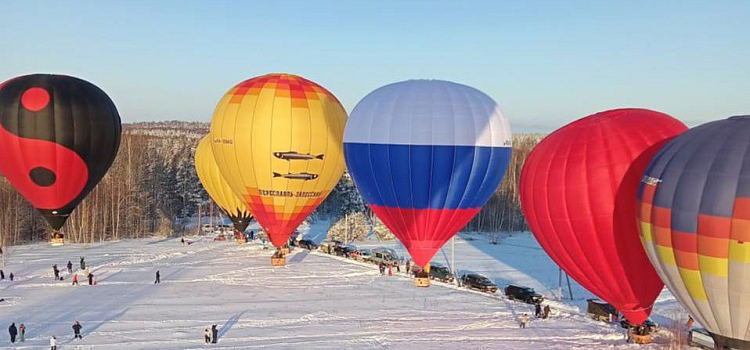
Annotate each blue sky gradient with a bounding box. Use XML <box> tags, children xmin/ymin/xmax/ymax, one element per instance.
<box><xmin>1</xmin><ymin>0</ymin><xmax>748</xmax><ymax>132</ymax></box>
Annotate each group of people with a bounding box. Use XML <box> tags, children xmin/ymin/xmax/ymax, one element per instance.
<box><xmin>54</xmin><ymin>257</ymin><xmax>96</xmax><ymax>285</ymax></box>
<box><xmin>7</xmin><ymin>321</ymin><xmax>82</xmax><ymax>348</ymax></box>
<box><xmin>520</xmin><ymin>304</ymin><xmax>553</xmax><ymax>328</ymax></box>
<box><xmin>204</xmin><ymin>324</ymin><xmax>219</xmax><ymax>344</ymax></box>
<box><xmin>0</xmin><ymin>269</ymin><xmax>13</xmax><ymax>281</ymax></box>
<box><xmin>378</xmin><ymin>261</ymin><xmax>394</xmax><ymax>276</ymax></box>
<box><xmin>534</xmin><ymin>303</ymin><xmax>552</xmax><ymax>319</ymax></box>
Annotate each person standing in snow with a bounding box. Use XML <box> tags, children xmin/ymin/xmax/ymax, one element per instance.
<box><xmin>211</xmin><ymin>324</ymin><xmax>218</xmax><ymax>343</ymax></box>
<box><xmin>18</xmin><ymin>323</ymin><xmax>24</xmax><ymax>342</ymax></box>
<box><xmin>72</xmin><ymin>273</ymin><xmax>79</xmax><ymax>285</ymax></box>
<box><xmin>155</xmin><ymin>270</ymin><xmax>160</xmax><ymax>284</ymax></box>
<box><xmin>204</xmin><ymin>328</ymin><xmax>211</xmax><ymax>343</ymax></box>
<box><xmin>520</xmin><ymin>314</ymin><xmax>528</xmax><ymax>328</ymax></box>
<box><xmin>80</xmin><ymin>257</ymin><xmax>86</xmax><ymax>270</ymax></box>
<box><xmin>250</xmin><ymin>230</ymin><xmax>255</xmax><ymax>240</ymax></box>
<box><xmin>53</xmin><ymin>264</ymin><xmax>60</xmax><ymax>280</ymax></box>
<box><xmin>72</xmin><ymin>321</ymin><xmax>82</xmax><ymax>339</ymax></box>
<box><xmin>388</xmin><ymin>265</ymin><xmax>393</xmax><ymax>276</ymax></box>
<box><xmin>50</xmin><ymin>335</ymin><xmax>57</xmax><ymax>350</ymax></box>
<box><xmin>8</xmin><ymin>273</ymin><xmax>13</xmax><ymax>281</ymax></box>
<box><xmin>543</xmin><ymin>305</ymin><xmax>551</xmax><ymax>319</ymax></box>
<box><xmin>0</xmin><ymin>269</ymin><xmax>4</xmax><ymax>280</ymax></box>
<box><xmin>9</xmin><ymin>322</ymin><xmax>17</xmax><ymax>343</ymax></box>
<box><xmin>535</xmin><ymin>303</ymin><xmax>542</xmax><ymax>318</ymax></box>
<box><xmin>88</xmin><ymin>272</ymin><xmax>94</xmax><ymax>285</ymax></box>
<box><xmin>406</xmin><ymin>261</ymin><xmax>411</xmax><ymax>274</ymax></box>
<box><xmin>67</xmin><ymin>261</ymin><xmax>73</xmax><ymax>273</ymax></box>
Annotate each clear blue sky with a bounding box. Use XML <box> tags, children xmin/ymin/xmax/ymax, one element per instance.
<box><xmin>1</xmin><ymin>0</ymin><xmax>748</xmax><ymax>132</ymax></box>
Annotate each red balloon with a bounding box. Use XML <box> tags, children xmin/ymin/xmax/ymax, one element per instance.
<box><xmin>520</xmin><ymin>109</ymin><xmax>687</xmax><ymax>324</ymax></box>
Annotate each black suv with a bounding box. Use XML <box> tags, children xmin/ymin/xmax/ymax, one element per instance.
<box><xmin>505</xmin><ymin>285</ymin><xmax>544</xmax><ymax>305</ymax></box>
<box><xmin>461</xmin><ymin>274</ymin><xmax>498</xmax><ymax>293</ymax></box>
<box><xmin>429</xmin><ymin>264</ymin><xmax>454</xmax><ymax>283</ymax></box>
<box><xmin>334</xmin><ymin>244</ymin><xmax>357</xmax><ymax>257</ymax></box>
<box><xmin>411</xmin><ymin>263</ymin><xmax>454</xmax><ymax>283</ymax></box>
<box><xmin>297</xmin><ymin>239</ymin><xmax>318</xmax><ymax>250</ymax></box>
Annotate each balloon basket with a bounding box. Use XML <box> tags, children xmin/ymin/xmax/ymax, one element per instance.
<box><xmin>632</xmin><ymin>334</ymin><xmax>652</xmax><ymax>344</ymax></box>
<box><xmin>414</xmin><ymin>277</ymin><xmax>430</xmax><ymax>287</ymax></box>
<box><xmin>236</xmin><ymin>238</ymin><xmax>246</xmax><ymax>245</ymax></box>
<box><xmin>51</xmin><ymin>232</ymin><xmax>64</xmax><ymax>246</ymax></box>
<box><xmin>271</xmin><ymin>257</ymin><xmax>286</xmax><ymax>266</ymax></box>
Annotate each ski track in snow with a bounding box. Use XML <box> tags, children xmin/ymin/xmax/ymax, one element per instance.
<box><xmin>0</xmin><ymin>229</ymin><xmax>695</xmax><ymax>349</ymax></box>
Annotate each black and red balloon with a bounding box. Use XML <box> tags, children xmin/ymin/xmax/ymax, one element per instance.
<box><xmin>0</xmin><ymin>74</ymin><xmax>122</xmax><ymax>230</ymax></box>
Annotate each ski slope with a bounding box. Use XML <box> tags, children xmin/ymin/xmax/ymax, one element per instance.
<box><xmin>0</xmin><ymin>226</ymin><xmax>691</xmax><ymax>349</ymax></box>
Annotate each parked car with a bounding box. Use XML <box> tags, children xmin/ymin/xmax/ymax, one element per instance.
<box><xmin>297</xmin><ymin>239</ymin><xmax>318</xmax><ymax>250</ymax></box>
<box><xmin>586</xmin><ymin>298</ymin><xmax>618</xmax><ymax>322</ymax></box>
<box><xmin>504</xmin><ymin>285</ymin><xmax>543</xmax><ymax>304</ymax></box>
<box><xmin>319</xmin><ymin>240</ymin><xmax>342</xmax><ymax>254</ymax></box>
<box><xmin>369</xmin><ymin>247</ymin><xmax>401</xmax><ymax>265</ymax></box>
<box><xmin>411</xmin><ymin>263</ymin><xmax>454</xmax><ymax>283</ymax></box>
<box><xmin>429</xmin><ymin>263</ymin><xmax>454</xmax><ymax>283</ymax></box>
<box><xmin>461</xmin><ymin>274</ymin><xmax>498</xmax><ymax>293</ymax></box>
<box><xmin>354</xmin><ymin>248</ymin><xmax>371</xmax><ymax>261</ymax></box>
<box><xmin>215</xmin><ymin>224</ymin><xmax>233</xmax><ymax>233</ymax></box>
<box><xmin>334</xmin><ymin>244</ymin><xmax>357</xmax><ymax>257</ymax></box>
<box><xmin>201</xmin><ymin>224</ymin><xmax>214</xmax><ymax>234</ymax></box>
<box><xmin>687</xmin><ymin>328</ymin><xmax>716</xmax><ymax>349</ymax></box>
<box><xmin>620</xmin><ymin>318</ymin><xmax>659</xmax><ymax>333</ymax></box>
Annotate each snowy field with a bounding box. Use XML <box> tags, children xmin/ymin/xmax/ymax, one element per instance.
<box><xmin>0</xmin><ymin>223</ymin><xmax>693</xmax><ymax>349</ymax></box>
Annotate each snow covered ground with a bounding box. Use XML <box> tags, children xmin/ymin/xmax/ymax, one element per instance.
<box><xmin>0</xmin><ymin>223</ymin><xmax>693</xmax><ymax>349</ymax></box>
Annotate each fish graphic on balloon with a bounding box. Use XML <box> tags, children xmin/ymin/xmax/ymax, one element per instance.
<box><xmin>273</xmin><ymin>151</ymin><xmax>324</xmax><ymax>161</ymax></box>
<box><xmin>272</xmin><ymin>172</ymin><xmax>319</xmax><ymax>181</ymax></box>
<box><xmin>0</xmin><ymin>74</ymin><xmax>121</xmax><ymax>236</ymax></box>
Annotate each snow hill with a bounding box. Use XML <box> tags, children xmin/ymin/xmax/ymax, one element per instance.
<box><xmin>0</xmin><ymin>224</ymin><xmax>693</xmax><ymax>349</ymax></box>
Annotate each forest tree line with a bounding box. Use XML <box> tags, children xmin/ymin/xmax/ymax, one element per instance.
<box><xmin>0</xmin><ymin>121</ymin><xmax>542</xmax><ymax>246</ymax></box>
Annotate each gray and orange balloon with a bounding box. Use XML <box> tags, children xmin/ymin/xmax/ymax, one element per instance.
<box><xmin>0</xmin><ymin>74</ymin><xmax>121</xmax><ymax>230</ymax></box>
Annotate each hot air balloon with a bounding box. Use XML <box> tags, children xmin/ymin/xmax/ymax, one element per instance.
<box><xmin>343</xmin><ymin>80</ymin><xmax>512</xmax><ymax>269</ymax></box>
<box><xmin>210</xmin><ymin>73</ymin><xmax>347</xmax><ymax>260</ymax></box>
<box><xmin>0</xmin><ymin>74</ymin><xmax>122</xmax><ymax>244</ymax></box>
<box><xmin>638</xmin><ymin>116</ymin><xmax>750</xmax><ymax>349</ymax></box>
<box><xmin>520</xmin><ymin>108</ymin><xmax>686</xmax><ymax>325</ymax></box>
<box><xmin>195</xmin><ymin>136</ymin><xmax>253</xmax><ymax>235</ymax></box>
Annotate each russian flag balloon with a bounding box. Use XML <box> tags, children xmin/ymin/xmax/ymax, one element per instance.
<box><xmin>344</xmin><ymin>80</ymin><xmax>512</xmax><ymax>267</ymax></box>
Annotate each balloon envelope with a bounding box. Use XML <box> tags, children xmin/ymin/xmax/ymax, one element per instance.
<box><xmin>210</xmin><ymin>73</ymin><xmax>347</xmax><ymax>247</ymax></box>
<box><xmin>195</xmin><ymin>136</ymin><xmax>253</xmax><ymax>232</ymax></box>
<box><xmin>638</xmin><ymin>116</ymin><xmax>750</xmax><ymax>348</ymax></box>
<box><xmin>0</xmin><ymin>74</ymin><xmax>122</xmax><ymax>230</ymax></box>
<box><xmin>344</xmin><ymin>80</ymin><xmax>512</xmax><ymax>267</ymax></box>
<box><xmin>521</xmin><ymin>108</ymin><xmax>686</xmax><ymax>324</ymax></box>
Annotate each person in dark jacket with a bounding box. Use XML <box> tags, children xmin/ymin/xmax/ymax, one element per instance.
<box><xmin>535</xmin><ymin>303</ymin><xmax>542</xmax><ymax>318</ymax></box>
<box><xmin>211</xmin><ymin>324</ymin><xmax>218</xmax><ymax>343</ymax></box>
<box><xmin>67</xmin><ymin>261</ymin><xmax>73</xmax><ymax>273</ymax></box>
<box><xmin>80</xmin><ymin>257</ymin><xmax>86</xmax><ymax>270</ymax></box>
<box><xmin>53</xmin><ymin>264</ymin><xmax>60</xmax><ymax>280</ymax></box>
<box><xmin>88</xmin><ymin>273</ymin><xmax>94</xmax><ymax>285</ymax></box>
<box><xmin>9</xmin><ymin>322</ymin><xmax>17</xmax><ymax>343</ymax></box>
<box><xmin>8</xmin><ymin>273</ymin><xmax>12</xmax><ymax>282</ymax></box>
<box><xmin>72</xmin><ymin>321</ymin><xmax>82</xmax><ymax>339</ymax></box>
<box><xmin>0</xmin><ymin>269</ymin><xmax>4</xmax><ymax>280</ymax></box>
<box><xmin>155</xmin><ymin>270</ymin><xmax>160</xmax><ymax>284</ymax></box>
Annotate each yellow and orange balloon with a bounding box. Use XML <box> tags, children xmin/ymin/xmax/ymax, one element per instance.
<box><xmin>195</xmin><ymin>136</ymin><xmax>253</xmax><ymax>232</ymax></box>
<box><xmin>209</xmin><ymin>73</ymin><xmax>347</xmax><ymax>247</ymax></box>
